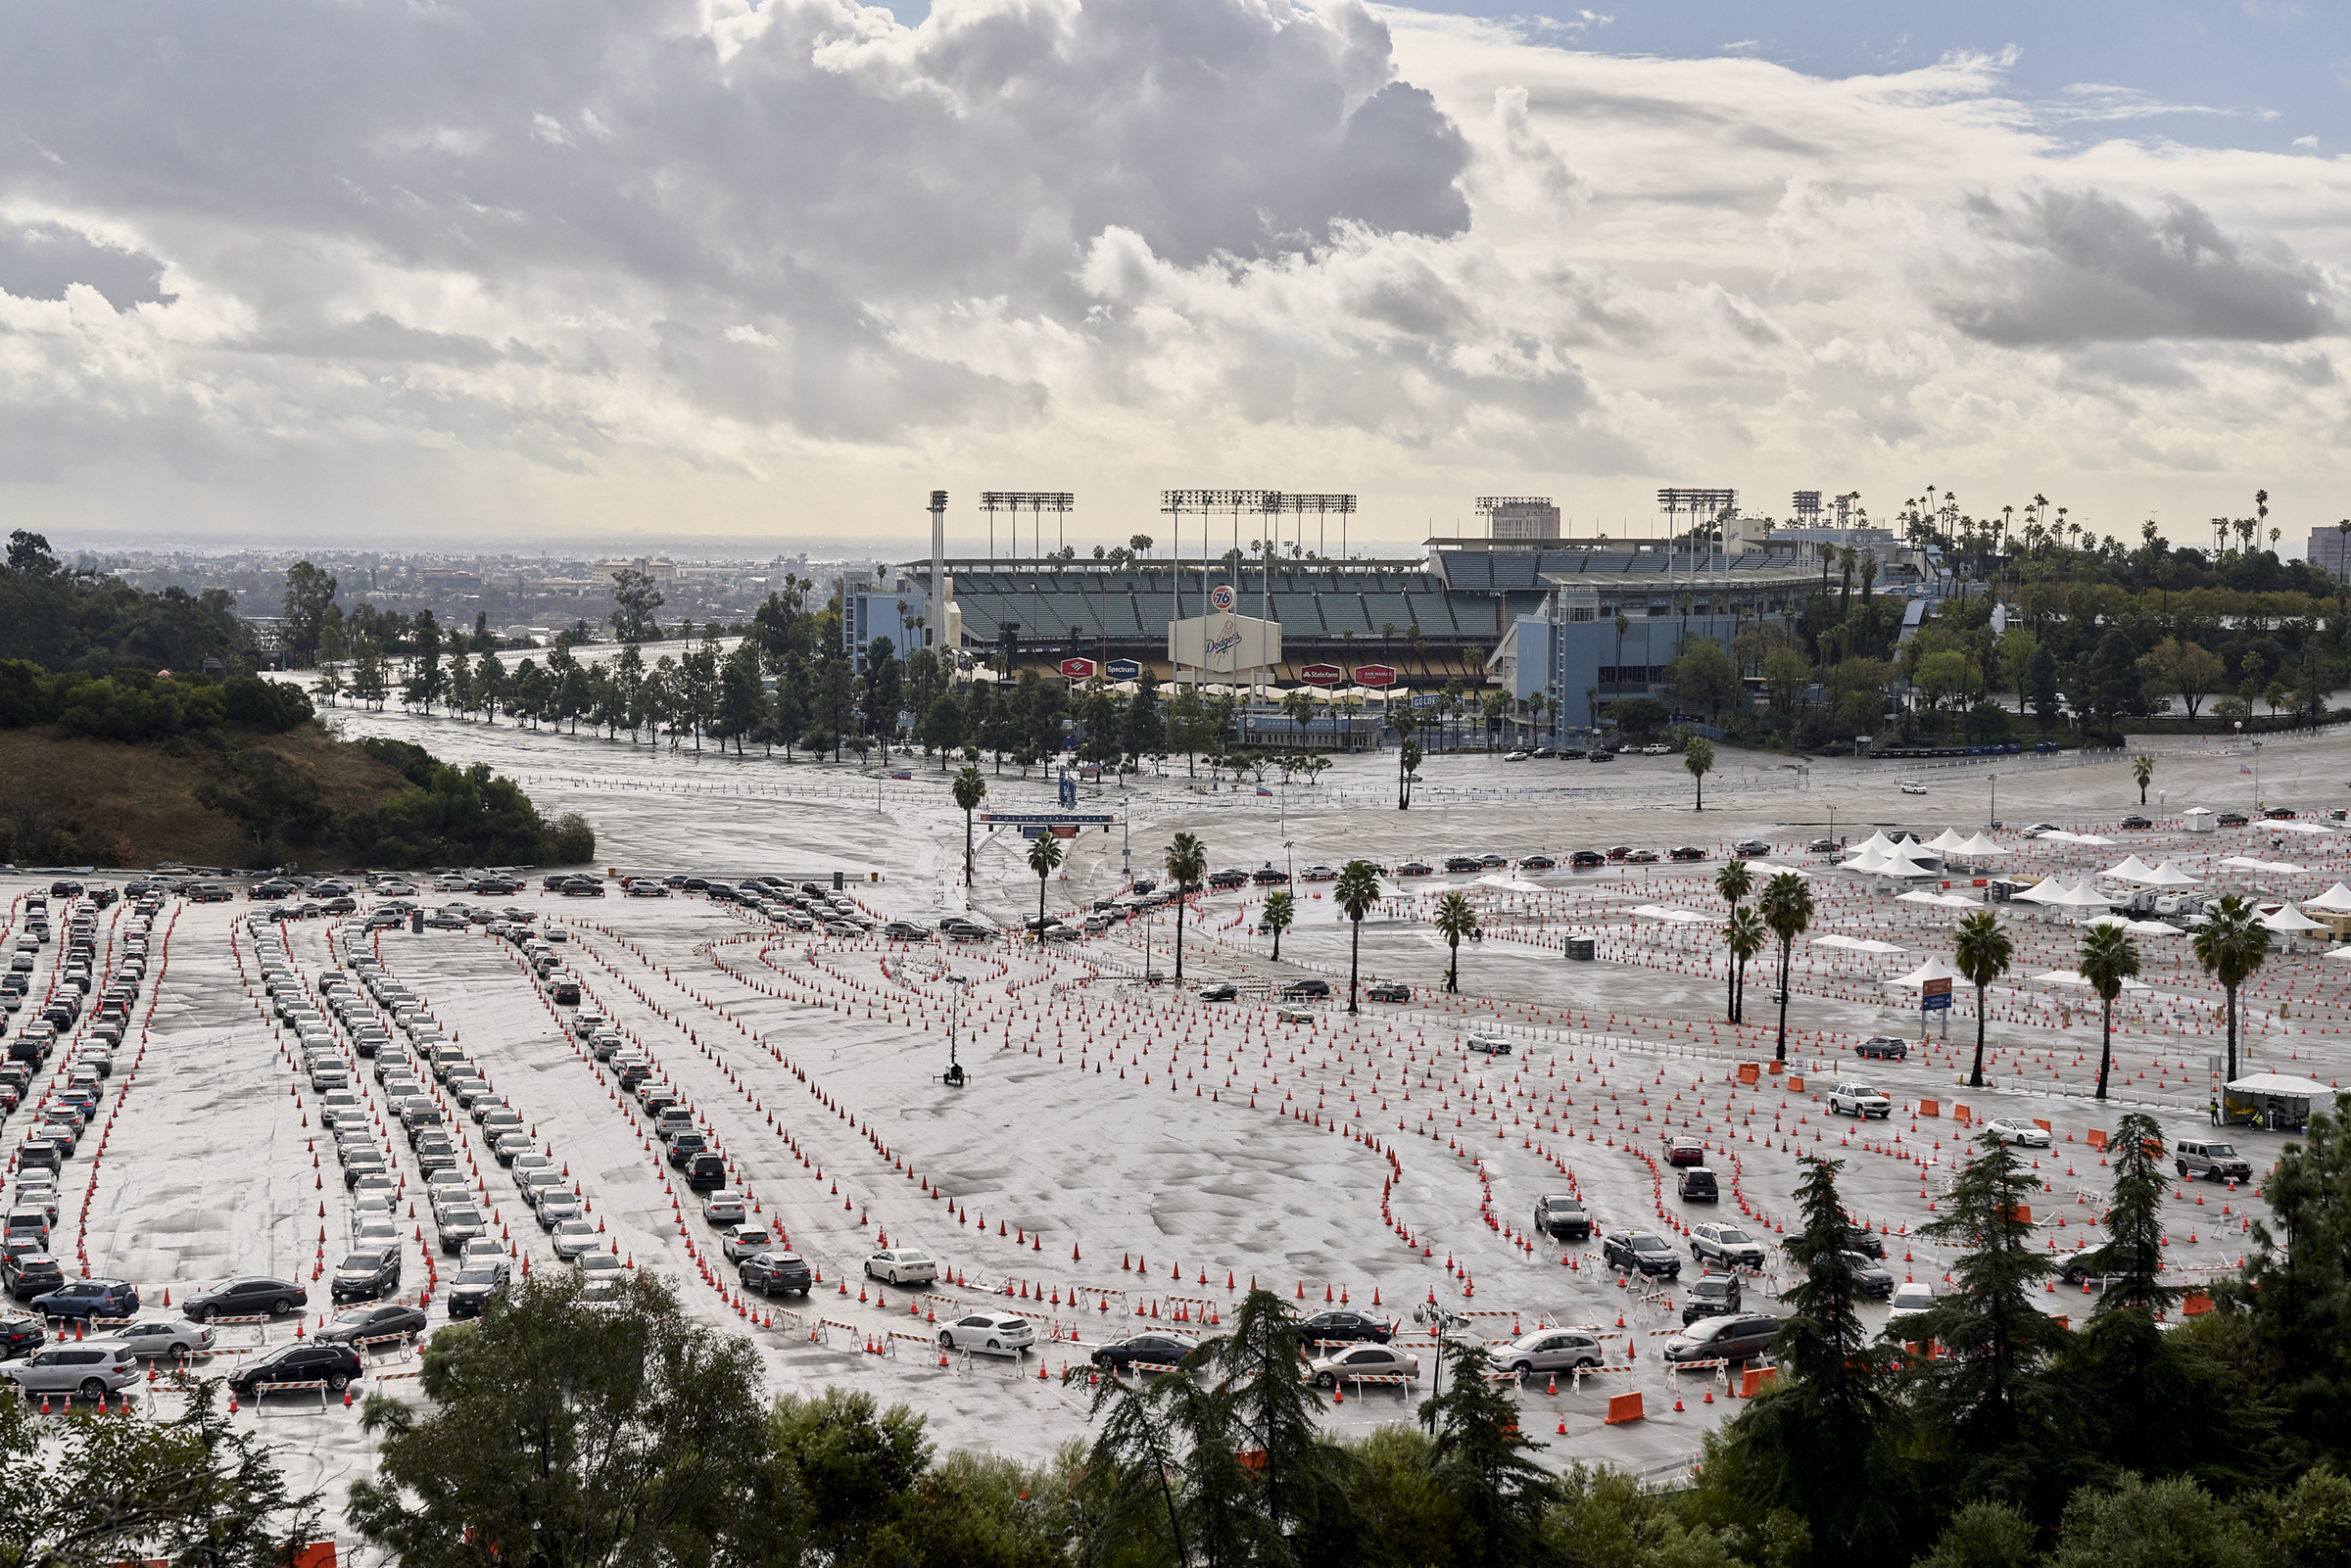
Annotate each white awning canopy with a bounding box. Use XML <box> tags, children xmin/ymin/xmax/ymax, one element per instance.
<box><xmin>2226</xmin><ymin>1072</ymin><xmax>2333</xmax><ymax>1098</ymax></box>
<box><xmin>2303</xmin><ymin>882</ymin><xmax>2351</xmax><ymax>914</ymax></box>
<box><xmin>1886</xmin><ymin>957</ymin><xmax>1963</xmax><ymax>988</ymax></box>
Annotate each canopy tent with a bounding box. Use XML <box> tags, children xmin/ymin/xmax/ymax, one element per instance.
<box><xmin>2039</xmin><ymin>879</ymin><xmax>2118</xmax><ymax>912</ymax></box>
<box><xmin>2262</xmin><ymin>906</ymin><xmax>2331</xmax><ymax>934</ymax></box>
<box><xmin>2222</xmin><ymin>1071</ymin><xmax>2337</xmax><ymax>1131</ymax></box>
<box><xmin>1477</xmin><ymin>874</ymin><xmax>1547</xmax><ymax>895</ymax></box>
<box><xmin>2141</xmin><ymin>862</ymin><xmax>2200</xmax><ymax>887</ymax></box>
<box><xmin>1812</xmin><ymin>934</ymin><xmax>1908</xmax><ymax>954</ymax></box>
<box><xmin>1629</xmin><ymin>905</ymin><xmax>1711</xmax><ymax>924</ymax></box>
<box><xmin>1851</xmin><ymin>831</ymin><xmax>1898</xmax><ymax>857</ymax></box>
<box><xmin>2074</xmin><ymin>833</ymin><xmax>2118</xmax><ymax>846</ymax></box>
<box><xmin>2128</xmin><ymin>919</ymin><xmax>2184</xmax><ymax>937</ymax></box>
<box><xmin>1927</xmin><ymin>828</ymin><xmax>1971</xmax><ymax>854</ymax></box>
<box><xmin>2276</xmin><ymin>820</ymin><xmax>2335</xmax><ymax>835</ymax></box>
<box><xmin>2009</xmin><ymin>877</ymin><xmax>2075</xmax><ymax>905</ymax></box>
<box><xmin>2100</xmin><ymin>855</ymin><xmax>2158</xmax><ymax>883</ymax></box>
<box><xmin>1886</xmin><ymin>957</ymin><xmax>1963</xmax><ymax>988</ymax></box>
<box><xmin>2223</xmin><ymin>856</ymin><xmax>2307</xmax><ymax>876</ymax></box>
<box><xmin>1896</xmin><ymin>889</ymin><xmax>1981</xmax><ymax>910</ymax></box>
<box><xmin>1953</xmin><ymin>832</ymin><xmax>2009</xmax><ymax>859</ymax></box>
<box><xmin>1747</xmin><ymin>862</ymin><xmax>1811</xmax><ymax>879</ymax></box>
<box><xmin>2303</xmin><ymin>883</ymin><xmax>2351</xmax><ymax>914</ymax></box>
<box><xmin>2033</xmin><ymin>969</ymin><xmax>2153</xmax><ymax>991</ymax></box>
<box><xmin>1837</xmin><ymin>847</ymin><xmax>1893</xmax><ymax>875</ymax></box>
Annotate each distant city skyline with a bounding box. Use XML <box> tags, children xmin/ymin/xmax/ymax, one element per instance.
<box><xmin>2</xmin><ymin>1</ymin><xmax>2344</xmax><ymax>553</ymax></box>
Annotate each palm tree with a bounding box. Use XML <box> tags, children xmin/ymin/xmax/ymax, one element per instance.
<box><xmin>952</xmin><ymin>766</ymin><xmax>986</xmax><ymax>887</ymax></box>
<box><xmin>1026</xmin><ymin>832</ymin><xmax>1063</xmax><ymax>941</ymax></box>
<box><xmin>1263</xmin><ymin>889</ymin><xmax>1295</xmax><ymax>962</ymax></box>
<box><xmin>1163</xmin><ymin>832</ymin><xmax>1208</xmax><ymax>981</ymax></box>
<box><xmin>2132</xmin><ymin>752</ymin><xmax>2155</xmax><ymax>806</ymax></box>
<box><xmin>1758</xmin><ymin>872</ymin><xmax>1813</xmax><ymax>1063</ymax></box>
<box><xmin>1713</xmin><ymin>861</ymin><xmax>1754</xmax><ymax>1018</ymax></box>
<box><xmin>1334</xmin><ymin>860</ymin><xmax>1380</xmax><ymax>1014</ymax></box>
<box><xmin>2078</xmin><ymin>923</ymin><xmax>2142</xmax><ymax>1100</ymax></box>
<box><xmin>2192</xmin><ymin>893</ymin><xmax>2273</xmax><ymax>1087</ymax></box>
<box><xmin>1683</xmin><ymin>736</ymin><xmax>1714</xmax><ymax>811</ymax></box>
<box><xmin>1725</xmin><ymin>907</ymin><xmax>1765</xmax><ymax>1025</ymax></box>
<box><xmin>1951</xmin><ymin>911</ymin><xmax>2013</xmax><ymax>1089</ymax></box>
<box><xmin>1432</xmin><ymin>892</ymin><xmax>1479</xmax><ymax>993</ymax></box>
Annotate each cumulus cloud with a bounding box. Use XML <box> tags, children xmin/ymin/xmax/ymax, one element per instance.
<box><xmin>1927</xmin><ymin>187</ymin><xmax>2338</xmax><ymax>346</ymax></box>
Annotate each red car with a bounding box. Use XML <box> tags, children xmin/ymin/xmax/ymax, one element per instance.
<box><xmin>1665</xmin><ymin>1136</ymin><xmax>1706</xmax><ymax>1166</ymax></box>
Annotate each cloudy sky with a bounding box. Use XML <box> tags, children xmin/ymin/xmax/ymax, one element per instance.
<box><xmin>2</xmin><ymin>0</ymin><xmax>2347</xmax><ymax>556</ymax></box>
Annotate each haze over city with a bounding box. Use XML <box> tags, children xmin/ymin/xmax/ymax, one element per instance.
<box><xmin>3</xmin><ymin>0</ymin><xmax>2347</xmax><ymax>553</ymax></box>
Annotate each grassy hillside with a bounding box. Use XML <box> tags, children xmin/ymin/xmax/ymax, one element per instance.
<box><xmin>0</xmin><ymin>726</ymin><xmax>414</xmax><ymax>871</ymax></box>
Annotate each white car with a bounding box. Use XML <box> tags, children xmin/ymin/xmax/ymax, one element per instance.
<box><xmin>723</xmin><ymin>1225</ymin><xmax>777</xmax><ymax>1264</ymax></box>
<box><xmin>575</xmin><ymin>1251</ymin><xmax>625</xmax><ymax>1280</ymax></box>
<box><xmin>936</xmin><ymin>1312</ymin><xmax>1035</xmax><ymax>1355</ymax></box>
<box><xmin>3</xmin><ymin>1340</ymin><xmax>140</xmax><ymax>1401</ymax></box>
<box><xmin>1984</xmin><ymin>1117</ymin><xmax>2051</xmax><ymax>1149</ymax></box>
<box><xmin>701</xmin><ymin>1190</ymin><xmax>747</xmax><ymax>1226</ymax></box>
<box><xmin>1306</xmin><ymin>1343</ymin><xmax>1421</xmax><ymax>1388</ymax></box>
<box><xmin>1827</xmin><ymin>1081</ymin><xmax>1892</xmax><ymax>1119</ymax></box>
<box><xmin>1897</xmin><ymin>781</ymin><xmax>1928</xmax><ymax>795</ymax></box>
<box><xmin>865</xmin><ymin>1248</ymin><xmax>938</xmax><ymax>1286</ymax></box>
<box><xmin>1503</xmin><ymin>750</ymin><xmax>1529</xmax><ymax>762</ymax></box>
<box><xmin>1466</xmin><ymin>1032</ymin><xmax>1513</xmax><ymax>1056</ymax></box>
<box><xmin>1887</xmin><ymin>1282</ymin><xmax>1936</xmax><ymax>1321</ymax></box>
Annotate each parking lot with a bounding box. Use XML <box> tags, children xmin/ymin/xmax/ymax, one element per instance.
<box><xmin>9</xmin><ymin>712</ymin><xmax>2349</xmax><ymax>1515</ymax></box>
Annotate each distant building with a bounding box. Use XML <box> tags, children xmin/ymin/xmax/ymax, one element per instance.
<box><xmin>598</xmin><ymin>557</ymin><xmax>677</xmax><ymax>586</ymax></box>
<box><xmin>843</xmin><ymin>589</ymin><xmax>927</xmax><ymax>675</ymax></box>
<box><xmin>2307</xmin><ymin>527</ymin><xmax>2351</xmax><ymax>578</ymax></box>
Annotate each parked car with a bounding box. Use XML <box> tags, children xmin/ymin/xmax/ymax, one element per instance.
<box><xmin>3</xmin><ymin>1339</ymin><xmax>141</xmax><ymax>1401</ymax></box>
<box><xmin>1689</xmin><ymin>1223</ymin><xmax>1766</xmax><ymax>1268</ymax></box>
<box><xmin>1465</xmin><ymin>1032</ymin><xmax>1512</xmax><ymax>1056</ymax></box>
<box><xmin>1668</xmin><ymin>846</ymin><xmax>1707</xmax><ymax>862</ymax></box>
<box><xmin>1855</xmin><ymin>1036</ymin><xmax>1910</xmax><ymax>1062</ymax></box>
<box><xmin>1568</xmin><ymin>850</ymin><xmax>1606</xmax><ymax>870</ymax></box>
<box><xmin>1827</xmin><ymin>1081</ymin><xmax>1893</xmax><ymax>1119</ymax></box>
<box><xmin>1297</xmin><ymin>1309</ymin><xmax>1392</xmax><ymax>1345</ymax></box>
<box><xmin>1601</xmin><ymin>1230</ymin><xmax>1681</xmax><ymax>1278</ymax></box>
<box><xmin>315</xmin><ymin>1304</ymin><xmax>428</xmax><ymax>1346</ymax></box>
<box><xmin>864</xmin><ymin>1249</ymin><xmax>937</xmax><ymax>1286</ymax></box>
<box><xmin>225</xmin><ymin>1341</ymin><xmax>365</xmax><ymax>1399</ymax></box>
<box><xmin>1493</xmin><ymin>1328</ymin><xmax>1605</xmax><ymax>1377</ymax></box>
<box><xmin>1733</xmin><ymin>839</ymin><xmax>1772</xmax><ymax>858</ymax></box>
<box><xmin>1088</xmin><ymin>1332</ymin><xmax>1198</xmax><ymax>1371</ymax></box>
<box><xmin>740</xmin><ymin>1252</ymin><xmax>815</xmax><ymax>1298</ymax></box>
<box><xmin>1363</xmin><ymin>982</ymin><xmax>1411</xmax><ymax>1003</ymax></box>
<box><xmin>937</xmin><ymin>1311</ymin><xmax>1036</xmax><ymax>1355</ymax></box>
<box><xmin>1663</xmin><ymin>1311</ymin><xmax>1781</xmax><ymax>1365</ymax></box>
<box><xmin>2175</xmin><ymin>1138</ymin><xmax>2252</xmax><ymax>1182</ymax></box>
<box><xmin>1279</xmin><ymin>978</ymin><xmax>1331</xmax><ymax>1001</ymax></box>
<box><xmin>330</xmin><ymin>1248</ymin><xmax>401</xmax><ymax>1303</ymax></box>
<box><xmin>2120</xmin><ymin>815</ymin><xmax>2153</xmax><ymax>831</ymax></box>
<box><xmin>179</xmin><ymin>1276</ymin><xmax>310</xmax><ymax>1321</ymax></box>
<box><xmin>1681</xmin><ymin>1273</ymin><xmax>1744</xmax><ymax>1324</ymax></box>
<box><xmin>28</xmin><ymin>1277</ymin><xmax>138</xmax><ymax>1322</ymax></box>
<box><xmin>1533</xmin><ymin>1194</ymin><xmax>1590</xmax><ymax>1241</ymax></box>
<box><xmin>1307</xmin><ymin>1343</ymin><xmax>1419</xmax><ymax>1387</ymax></box>
<box><xmin>1196</xmin><ymin>982</ymin><xmax>1238</xmax><ymax>1002</ymax></box>
<box><xmin>1984</xmin><ymin>1117</ymin><xmax>2051</xmax><ymax>1149</ymax></box>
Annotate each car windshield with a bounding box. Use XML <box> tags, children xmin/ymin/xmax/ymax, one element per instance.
<box><xmin>1694</xmin><ymin>1279</ymin><xmax>1731</xmax><ymax>1297</ymax></box>
<box><xmin>1685</xmin><ymin>1317</ymin><xmax>1728</xmax><ymax>1342</ymax></box>
<box><xmin>337</xmin><ymin>1255</ymin><xmax>377</xmax><ymax>1270</ymax></box>
<box><xmin>1717</xmin><ymin>1228</ymin><xmax>1751</xmax><ymax>1244</ymax></box>
<box><xmin>2207</xmin><ymin>1145</ymin><xmax>2237</xmax><ymax>1158</ymax></box>
<box><xmin>456</xmin><ymin>1269</ymin><xmax>501</xmax><ymax>1286</ymax></box>
<box><xmin>1631</xmin><ymin>1236</ymin><xmax>1667</xmax><ymax>1252</ymax></box>
<box><xmin>1850</xmin><ymin>1085</ymin><xmax>1882</xmax><ymax>1098</ymax></box>
<box><xmin>1545</xmin><ymin>1196</ymin><xmax>1579</xmax><ymax>1209</ymax></box>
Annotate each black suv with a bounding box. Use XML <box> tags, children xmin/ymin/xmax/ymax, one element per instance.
<box><xmin>1296</xmin><ymin>1309</ymin><xmax>1391</xmax><ymax>1345</ymax></box>
<box><xmin>1364</xmin><ymin>982</ymin><xmax>1411</xmax><ymax>1004</ymax></box>
<box><xmin>740</xmin><ymin>1252</ymin><xmax>814</xmax><ymax>1299</ymax></box>
<box><xmin>684</xmin><ymin>1153</ymin><xmax>728</xmax><ymax>1193</ymax></box>
<box><xmin>1681</xmin><ymin>1273</ymin><xmax>1743</xmax><ymax>1325</ymax></box>
<box><xmin>182</xmin><ymin>1275</ymin><xmax>309</xmax><ymax>1321</ymax></box>
<box><xmin>1855</xmin><ymin>1036</ymin><xmax>1910</xmax><ymax>1062</ymax></box>
<box><xmin>1601</xmin><ymin>1231</ymin><xmax>1681</xmax><ymax>1278</ymax></box>
<box><xmin>1533</xmin><ymin>1194</ymin><xmax>1590</xmax><ymax>1240</ymax></box>
<box><xmin>1279</xmin><ymin>978</ymin><xmax>1331</xmax><ymax>1001</ymax></box>
<box><xmin>226</xmin><ymin>1341</ymin><xmax>365</xmax><ymax>1399</ymax></box>
<box><xmin>0</xmin><ymin>1313</ymin><xmax>42</xmax><ymax>1359</ymax></box>
<box><xmin>1196</xmin><ymin>983</ymin><xmax>1238</xmax><ymax>1003</ymax></box>
<box><xmin>331</xmin><ymin>1249</ymin><xmax>402</xmax><ymax>1304</ymax></box>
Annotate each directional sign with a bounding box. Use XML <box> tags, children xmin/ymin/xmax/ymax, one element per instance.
<box><xmin>1060</xmin><ymin>657</ymin><xmax>1095</xmax><ymax>680</ymax></box>
<box><xmin>1300</xmin><ymin>662</ymin><xmax>1342</xmax><ymax>685</ymax></box>
<box><xmin>1353</xmin><ymin>664</ymin><xmax>1397</xmax><ymax>688</ymax></box>
<box><xmin>1105</xmin><ymin>658</ymin><xmax>1140</xmax><ymax>681</ymax></box>
<box><xmin>1922</xmin><ymin>975</ymin><xmax>1953</xmax><ymax>1012</ymax></box>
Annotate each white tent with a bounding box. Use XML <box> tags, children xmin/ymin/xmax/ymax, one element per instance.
<box><xmin>1838</xmin><ymin>846</ymin><xmax>1893</xmax><ymax>875</ymax></box>
<box><xmin>2009</xmin><ymin>877</ymin><xmax>2073</xmax><ymax>905</ymax></box>
<box><xmin>1747</xmin><ymin>862</ymin><xmax>1811</xmax><ymax>879</ymax></box>
<box><xmin>2225</xmin><ymin>1072</ymin><xmax>2333</xmax><ymax>1097</ymax></box>
<box><xmin>1852</xmin><ymin>831</ymin><xmax>1897</xmax><ymax>856</ymax></box>
<box><xmin>2220</xmin><ymin>856</ymin><xmax>2274</xmax><ymax>872</ymax></box>
<box><xmin>1813</xmin><ymin>934</ymin><xmax>1907</xmax><ymax>954</ymax></box>
<box><xmin>2072</xmin><ymin>833</ymin><xmax>2119</xmax><ymax>846</ymax></box>
<box><xmin>1630</xmin><ymin>905</ymin><xmax>1710</xmax><ymax>924</ymax></box>
<box><xmin>1477</xmin><ymin>874</ymin><xmax>1546</xmax><ymax>895</ymax></box>
<box><xmin>2141</xmin><ymin>862</ymin><xmax>2199</xmax><ymax>887</ymax></box>
<box><xmin>1886</xmin><ymin>957</ymin><xmax>1963</xmax><ymax>988</ymax></box>
<box><xmin>2183</xmin><ymin>807</ymin><xmax>2218</xmax><ymax>835</ymax></box>
<box><xmin>1927</xmin><ymin>828</ymin><xmax>1971</xmax><ymax>854</ymax></box>
<box><xmin>2266</xmin><ymin>860</ymin><xmax>2310</xmax><ymax>875</ymax></box>
<box><xmin>2100</xmin><ymin>855</ymin><xmax>2158</xmax><ymax>883</ymax></box>
<box><xmin>2034</xmin><ymin>969</ymin><xmax>2152</xmax><ymax>991</ymax></box>
<box><xmin>2128</xmin><ymin>919</ymin><xmax>2184</xmax><ymax>937</ymax></box>
<box><xmin>2262</xmin><ymin>906</ymin><xmax>2330</xmax><ymax>934</ymax></box>
<box><xmin>2303</xmin><ymin>883</ymin><xmax>2351</xmax><ymax>914</ymax></box>
<box><xmin>2276</xmin><ymin>820</ymin><xmax>2335</xmax><ymax>835</ymax></box>
<box><xmin>1954</xmin><ymin>832</ymin><xmax>2008</xmax><ymax>859</ymax></box>
<box><xmin>2043</xmin><ymin>880</ymin><xmax>2118</xmax><ymax>912</ymax></box>
<box><xmin>1897</xmin><ymin>889</ymin><xmax>1979</xmax><ymax>910</ymax></box>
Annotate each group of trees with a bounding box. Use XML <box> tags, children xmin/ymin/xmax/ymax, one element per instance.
<box><xmin>36</xmin><ymin>1113</ymin><xmax>2351</xmax><ymax>1568</ymax></box>
<box><xmin>1655</xmin><ymin>490</ymin><xmax>2351</xmax><ymax>753</ymax></box>
<box><xmin>2</xmin><ymin>528</ymin><xmax>252</xmax><ymax>677</ymax></box>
